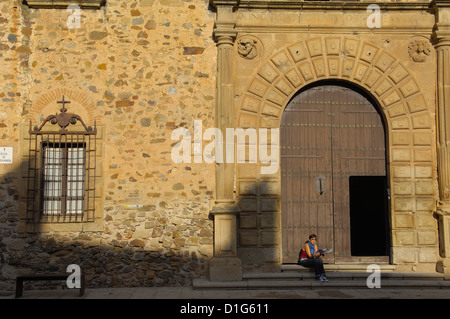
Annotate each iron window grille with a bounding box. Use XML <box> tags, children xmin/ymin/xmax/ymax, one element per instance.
<box><xmin>26</xmin><ymin>96</ymin><xmax>97</xmax><ymax>223</ymax></box>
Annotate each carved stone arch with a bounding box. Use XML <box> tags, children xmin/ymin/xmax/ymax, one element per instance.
<box><xmin>237</xmin><ymin>36</ymin><xmax>434</xmax><ymax>170</ymax></box>
<box><xmin>235</xmin><ymin>36</ymin><xmax>436</xmax><ymax>266</ymax></box>
<box><xmin>238</xmin><ymin>36</ymin><xmax>432</xmax><ymax>131</ymax></box>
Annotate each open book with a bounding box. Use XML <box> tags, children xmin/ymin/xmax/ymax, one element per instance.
<box><xmin>317</xmin><ymin>248</ymin><xmax>333</xmax><ymax>256</ymax></box>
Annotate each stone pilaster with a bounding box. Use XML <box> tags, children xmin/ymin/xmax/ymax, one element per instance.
<box><xmin>208</xmin><ymin>1</ymin><xmax>242</xmax><ymax>281</ymax></box>
<box><xmin>433</xmin><ymin>0</ymin><xmax>450</xmax><ymax>279</ymax></box>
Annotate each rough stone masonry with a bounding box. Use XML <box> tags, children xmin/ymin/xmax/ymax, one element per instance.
<box><xmin>0</xmin><ymin>0</ymin><xmax>217</xmax><ymax>290</ymax></box>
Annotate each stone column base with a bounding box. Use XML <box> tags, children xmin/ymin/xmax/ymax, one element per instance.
<box><xmin>209</xmin><ymin>257</ymin><xmax>242</xmax><ymax>282</ymax></box>
<box><xmin>437</xmin><ymin>258</ymin><xmax>450</xmax><ymax>280</ymax></box>
<box><xmin>437</xmin><ymin>208</ymin><xmax>450</xmax><ymax>257</ymax></box>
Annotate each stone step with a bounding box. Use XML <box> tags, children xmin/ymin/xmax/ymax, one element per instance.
<box><xmin>193</xmin><ymin>262</ymin><xmax>446</xmax><ymax>290</ymax></box>
<box><xmin>192</xmin><ymin>277</ymin><xmax>450</xmax><ymax>290</ymax></box>
<box><xmin>244</xmin><ymin>271</ymin><xmax>444</xmax><ymax>281</ymax></box>
<box><xmin>282</xmin><ymin>264</ymin><xmax>397</xmax><ymax>273</ymax></box>
<box><xmin>193</xmin><ymin>267</ymin><xmax>447</xmax><ymax>290</ymax></box>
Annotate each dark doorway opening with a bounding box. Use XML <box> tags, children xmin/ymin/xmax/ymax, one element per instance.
<box><xmin>349</xmin><ymin>176</ymin><xmax>390</xmax><ymax>256</ymax></box>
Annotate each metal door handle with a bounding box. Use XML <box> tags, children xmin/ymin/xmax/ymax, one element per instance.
<box><xmin>315</xmin><ymin>176</ymin><xmax>326</xmax><ymax>195</ymax></box>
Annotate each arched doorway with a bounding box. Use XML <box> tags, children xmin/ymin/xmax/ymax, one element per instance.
<box><xmin>281</xmin><ymin>81</ymin><xmax>390</xmax><ymax>264</ymax></box>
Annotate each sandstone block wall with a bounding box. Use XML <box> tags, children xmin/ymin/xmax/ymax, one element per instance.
<box><xmin>232</xmin><ymin>6</ymin><xmax>440</xmax><ymax>273</ymax></box>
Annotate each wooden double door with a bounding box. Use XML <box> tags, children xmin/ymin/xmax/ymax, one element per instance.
<box><xmin>281</xmin><ymin>83</ymin><xmax>389</xmax><ymax>264</ymax></box>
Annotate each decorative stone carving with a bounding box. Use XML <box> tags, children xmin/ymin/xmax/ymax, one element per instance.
<box><xmin>237</xmin><ymin>36</ymin><xmax>261</xmax><ymax>60</ymax></box>
<box><xmin>408</xmin><ymin>39</ymin><xmax>431</xmax><ymax>62</ymax></box>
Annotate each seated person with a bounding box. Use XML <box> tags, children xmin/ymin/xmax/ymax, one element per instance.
<box><xmin>297</xmin><ymin>234</ymin><xmax>330</xmax><ymax>282</ymax></box>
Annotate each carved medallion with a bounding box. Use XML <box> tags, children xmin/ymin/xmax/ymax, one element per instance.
<box><xmin>408</xmin><ymin>40</ymin><xmax>431</xmax><ymax>63</ymax></box>
<box><xmin>237</xmin><ymin>36</ymin><xmax>261</xmax><ymax>60</ymax></box>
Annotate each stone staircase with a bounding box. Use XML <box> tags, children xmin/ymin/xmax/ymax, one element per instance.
<box><xmin>193</xmin><ymin>264</ymin><xmax>450</xmax><ymax>290</ymax></box>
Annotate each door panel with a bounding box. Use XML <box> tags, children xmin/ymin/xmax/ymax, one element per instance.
<box><xmin>281</xmin><ymin>87</ymin><xmax>334</xmax><ymax>263</ymax></box>
<box><xmin>331</xmin><ymin>86</ymin><xmax>386</xmax><ymax>261</ymax></box>
<box><xmin>281</xmin><ymin>84</ymin><xmax>387</xmax><ymax>264</ymax></box>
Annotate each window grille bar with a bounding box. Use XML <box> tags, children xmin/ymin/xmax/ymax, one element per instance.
<box><xmin>26</xmin><ymin>97</ymin><xmax>97</xmax><ymax>224</ymax></box>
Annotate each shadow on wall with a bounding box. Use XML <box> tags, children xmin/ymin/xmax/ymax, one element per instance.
<box><xmin>0</xmin><ymin>160</ymin><xmax>212</xmax><ymax>292</ymax></box>
<box><xmin>236</xmin><ymin>179</ymin><xmax>282</xmax><ymax>271</ymax></box>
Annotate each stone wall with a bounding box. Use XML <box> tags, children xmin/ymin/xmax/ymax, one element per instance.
<box><xmin>1</xmin><ymin>0</ymin><xmax>448</xmax><ymax>291</ymax></box>
<box><xmin>0</xmin><ymin>0</ymin><xmax>217</xmax><ymax>290</ymax></box>
<box><xmin>231</xmin><ymin>4</ymin><xmax>441</xmax><ymax>273</ymax></box>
